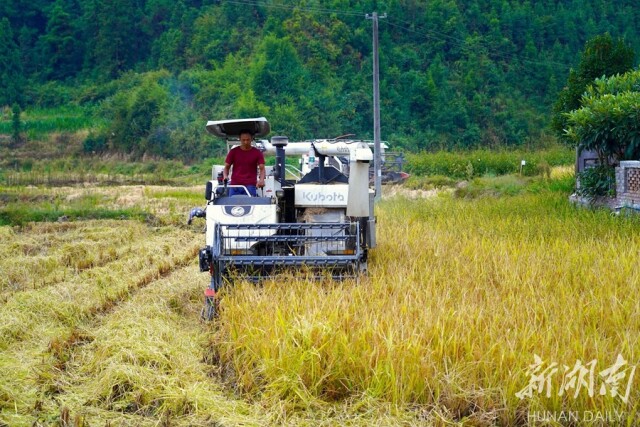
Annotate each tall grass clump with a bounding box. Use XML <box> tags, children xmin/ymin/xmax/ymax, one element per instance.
<box><xmin>406</xmin><ymin>146</ymin><xmax>573</xmax><ymax>179</ymax></box>
<box><xmin>213</xmin><ymin>186</ymin><xmax>640</xmax><ymax>424</ymax></box>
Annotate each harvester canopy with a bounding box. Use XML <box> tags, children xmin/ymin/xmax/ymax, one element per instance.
<box><xmin>205</xmin><ymin>117</ymin><xmax>271</xmax><ymax>138</ymax></box>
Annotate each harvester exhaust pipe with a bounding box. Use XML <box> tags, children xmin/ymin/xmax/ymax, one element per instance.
<box><xmin>271</xmin><ymin>136</ymin><xmax>289</xmax><ymax>185</ymax></box>
<box><xmin>347</xmin><ymin>141</ymin><xmax>374</xmax><ymax>217</ymax></box>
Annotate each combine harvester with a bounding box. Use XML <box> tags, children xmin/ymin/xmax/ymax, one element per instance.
<box><xmin>189</xmin><ymin>117</ymin><xmax>377</xmax><ymax>320</ymax></box>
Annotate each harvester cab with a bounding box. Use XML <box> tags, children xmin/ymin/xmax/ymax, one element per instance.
<box><xmin>190</xmin><ymin>117</ymin><xmax>377</xmax><ymax>320</ymax></box>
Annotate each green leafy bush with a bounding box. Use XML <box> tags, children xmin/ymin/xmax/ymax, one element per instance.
<box><xmin>576</xmin><ymin>165</ymin><xmax>615</xmax><ymax>199</ymax></box>
<box><xmin>566</xmin><ymin>70</ymin><xmax>640</xmax><ymax>162</ymax></box>
<box><xmin>83</xmin><ymin>132</ymin><xmax>108</xmax><ymax>153</ymax></box>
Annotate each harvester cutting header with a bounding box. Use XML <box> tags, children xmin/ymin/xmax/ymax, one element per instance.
<box><xmin>190</xmin><ymin>117</ymin><xmax>377</xmax><ymax>320</ymax></box>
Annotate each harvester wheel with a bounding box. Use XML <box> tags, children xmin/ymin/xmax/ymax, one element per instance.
<box><xmin>201</xmin><ymin>296</ymin><xmax>219</xmax><ymax>321</ymax></box>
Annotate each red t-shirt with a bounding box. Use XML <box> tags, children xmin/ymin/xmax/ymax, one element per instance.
<box><xmin>225</xmin><ymin>146</ymin><xmax>265</xmax><ymax>186</ymax></box>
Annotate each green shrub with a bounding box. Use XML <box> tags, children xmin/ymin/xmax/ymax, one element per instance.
<box><xmin>528</xmin><ymin>174</ymin><xmax>576</xmax><ymax>194</ymax></box>
<box><xmin>24</xmin><ymin>81</ymin><xmax>74</xmax><ymax>107</ymax></box>
<box><xmin>566</xmin><ymin>70</ymin><xmax>640</xmax><ymax>163</ymax></box>
<box><xmin>576</xmin><ymin>165</ymin><xmax>616</xmax><ymax>199</ymax></box>
<box><xmin>83</xmin><ymin>133</ymin><xmax>108</xmax><ymax>153</ymax></box>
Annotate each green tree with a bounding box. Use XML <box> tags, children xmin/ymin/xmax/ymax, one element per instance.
<box><xmin>551</xmin><ymin>33</ymin><xmax>635</xmax><ymax>141</ymax></box>
<box><xmin>0</xmin><ymin>18</ymin><xmax>23</xmax><ymax>106</ymax></box>
<box><xmin>6</xmin><ymin>0</ymin><xmax>48</xmax><ymax>76</ymax></box>
<box><xmin>41</xmin><ymin>0</ymin><xmax>83</xmax><ymax>80</ymax></box>
<box><xmin>187</xmin><ymin>2</ymin><xmax>264</xmax><ymax>67</ymax></box>
<box><xmin>250</xmin><ymin>35</ymin><xmax>306</xmax><ymax>105</ymax></box>
<box><xmin>82</xmin><ymin>0</ymin><xmax>146</xmax><ymax>78</ymax></box>
<box><xmin>149</xmin><ymin>0</ymin><xmax>192</xmax><ymax>71</ymax></box>
<box><xmin>2</xmin><ymin>0</ymin><xmax>640</xmax><ymax>155</ymax></box>
<box><xmin>233</xmin><ymin>89</ymin><xmax>269</xmax><ymax>120</ymax></box>
<box><xmin>566</xmin><ymin>70</ymin><xmax>640</xmax><ymax>164</ymax></box>
<box><xmin>152</xmin><ymin>29</ymin><xmax>185</xmax><ymax>72</ymax></box>
<box><xmin>103</xmin><ymin>71</ymin><xmax>170</xmax><ymax>156</ymax></box>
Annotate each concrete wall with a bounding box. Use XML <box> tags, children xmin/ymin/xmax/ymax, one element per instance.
<box><xmin>616</xmin><ymin>161</ymin><xmax>640</xmax><ymax>208</ymax></box>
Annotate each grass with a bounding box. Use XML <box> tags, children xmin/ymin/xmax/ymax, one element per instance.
<box><xmin>0</xmin><ymin>105</ymin><xmax>104</xmax><ymax>139</ymax></box>
<box><xmin>0</xmin><ymin>158</ymin><xmax>210</xmax><ymax>187</ymax></box>
<box><xmin>1</xmin><ymin>167</ymin><xmax>639</xmax><ymax>425</ymax></box>
<box><xmin>406</xmin><ymin>146</ymin><xmax>574</xmax><ymax>179</ymax></box>
<box><xmin>0</xmin><ymin>187</ymin><xmax>147</xmax><ymax>226</ymax></box>
<box><xmin>1</xmin><ymin>221</ymin><xmax>156</xmax><ymax>299</ymax></box>
<box><xmin>54</xmin><ymin>268</ymin><xmax>263</xmax><ymax>425</ymax></box>
<box><xmin>0</xmin><ymin>205</ymin><xmax>147</xmax><ymax>226</ymax></box>
<box><xmin>0</xmin><ymin>184</ymin><xmax>206</xmax><ymax>227</ymax></box>
<box><xmin>0</xmin><ymin>151</ymin><xmax>225</xmax><ymax>189</ymax></box>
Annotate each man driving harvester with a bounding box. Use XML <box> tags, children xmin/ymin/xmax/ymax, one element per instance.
<box><xmin>223</xmin><ymin>129</ymin><xmax>266</xmax><ymax>196</ymax></box>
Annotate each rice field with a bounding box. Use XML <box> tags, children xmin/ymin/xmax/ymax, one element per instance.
<box><xmin>1</xmin><ymin>170</ymin><xmax>640</xmax><ymax>426</ymax></box>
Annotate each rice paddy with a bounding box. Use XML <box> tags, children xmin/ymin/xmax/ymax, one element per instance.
<box><xmin>1</xmin><ymin>169</ymin><xmax>639</xmax><ymax>426</ymax></box>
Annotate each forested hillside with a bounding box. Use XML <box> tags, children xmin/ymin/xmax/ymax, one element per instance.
<box><xmin>1</xmin><ymin>0</ymin><xmax>639</xmax><ymax>160</ymax></box>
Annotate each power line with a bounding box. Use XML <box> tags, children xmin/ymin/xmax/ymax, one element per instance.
<box><xmin>220</xmin><ymin>0</ymin><xmax>366</xmax><ymax>17</ymax></box>
<box><xmin>384</xmin><ymin>17</ymin><xmax>572</xmax><ymax>71</ymax></box>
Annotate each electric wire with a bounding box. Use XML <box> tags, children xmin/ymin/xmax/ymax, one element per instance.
<box><xmin>384</xmin><ymin>17</ymin><xmax>572</xmax><ymax>71</ymax></box>
<box><xmin>219</xmin><ymin>0</ymin><xmax>366</xmax><ymax>17</ymax></box>
<box><xmin>219</xmin><ymin>0</ymin><xmax>575</xmax><ymax>72</ymax></box>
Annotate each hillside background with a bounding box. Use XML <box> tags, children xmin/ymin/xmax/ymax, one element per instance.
<box><xmin>1</xmin><ymin>0</ymin><xmax>640</xmax><ymax>161</ymax></box>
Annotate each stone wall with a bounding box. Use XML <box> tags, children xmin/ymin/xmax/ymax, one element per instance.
<box><xmin>576</xmin><ymin>148</ymin><xmax>600</xmax><ymax>175</ymax></box>
<box><xmin>615</xmin><ymin>161</ymin><xmax>640</xmax><ymax>208</ymax></box>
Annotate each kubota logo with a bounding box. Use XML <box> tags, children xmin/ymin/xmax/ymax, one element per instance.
<box><xmin>302</xmin><ymin>191</ymin><xmax>345</xmax><ymax>203</ymax></box>
<box><xmin>230</xmin><ymin>206</ymin><xmax>246</xmax><ymax>216</ymax></box>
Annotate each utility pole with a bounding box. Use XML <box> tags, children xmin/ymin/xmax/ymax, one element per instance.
<box><xmin>366</xmin><ymin>11</ymin><xmax>386</xmax><ymax>201</ymax></box>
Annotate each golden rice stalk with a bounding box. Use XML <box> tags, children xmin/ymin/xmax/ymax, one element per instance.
<box><xmin>213</xmin><ymin>192</ymin><xmax>640</xmax><ymax>425</ymax></box>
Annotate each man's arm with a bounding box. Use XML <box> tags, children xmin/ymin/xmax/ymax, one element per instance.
<box><xmin>257</xmin><ymin>164</ymin><xmax>266</xmax><ymax>188</ymax></box>
<box><xmin>223</xmin><ymin>149</ymin><xmax>234</xmax><ymax>182</ymax></box>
